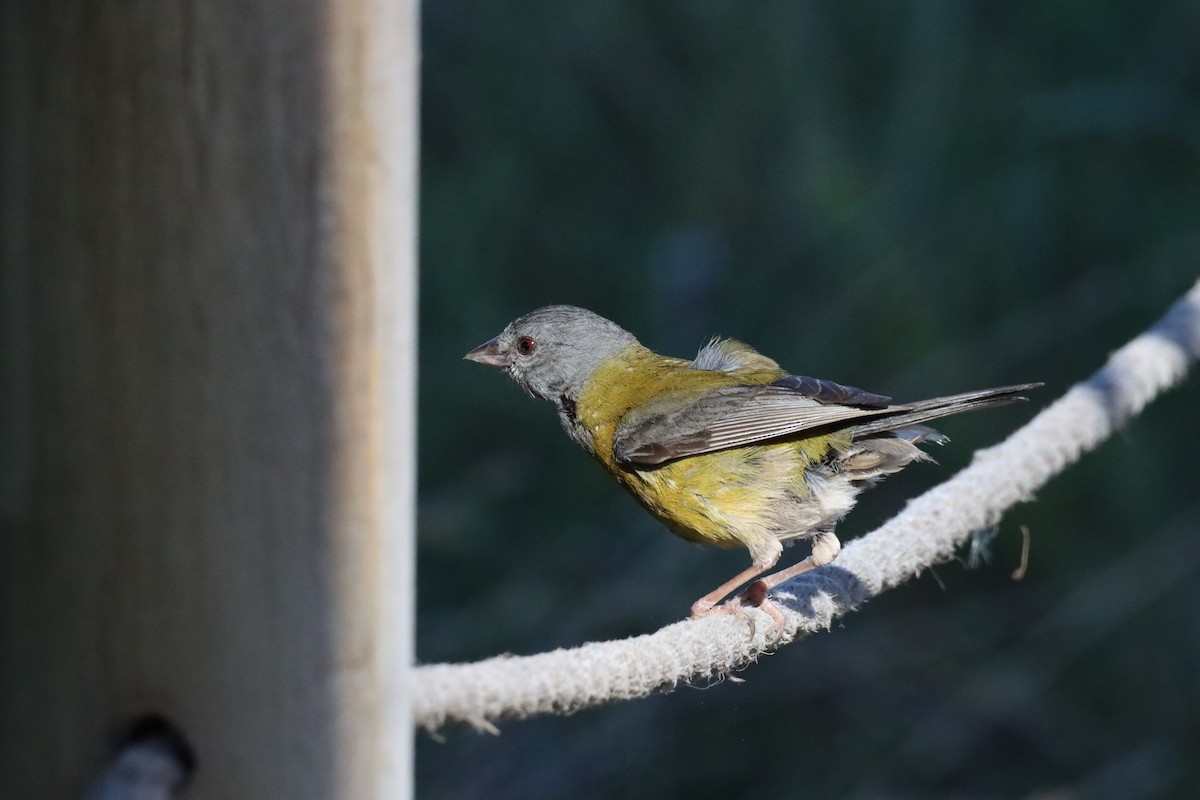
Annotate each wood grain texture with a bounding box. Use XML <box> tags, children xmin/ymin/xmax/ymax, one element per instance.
<box><xmin>0</xmin><ymin>0</ymin><xmax>417</xmax><ymax>796</ymax></box>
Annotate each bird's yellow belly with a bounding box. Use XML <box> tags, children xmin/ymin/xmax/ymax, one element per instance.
<box><xmin>615</xmin><ymin>445</ymin><xmax>800</xmax><ymax>549</ymax></box>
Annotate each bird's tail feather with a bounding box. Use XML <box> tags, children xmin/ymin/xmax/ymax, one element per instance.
<box><xmin>851</xmin><ymin>383</ymin><xmax>1041</xmax><ymax>439</ymax></box>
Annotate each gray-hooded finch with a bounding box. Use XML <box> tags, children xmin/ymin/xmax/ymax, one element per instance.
<box><xmin>467</xmin><ymin>305</ymin><xmax>1037</xmax><ymax>626</ymax></box>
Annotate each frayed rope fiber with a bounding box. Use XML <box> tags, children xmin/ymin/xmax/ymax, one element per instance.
<box><xmin>413</xmin><ymin>278</ymin><xmax>1200</xmax><ymax>733</ymax></box>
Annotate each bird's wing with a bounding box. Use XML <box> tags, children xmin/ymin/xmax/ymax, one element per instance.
<box><xmin>612</xmin><ymin>376</ymin><xmax>901</xmax><ymax>467</ymax></box>
<box><xmin>767</xmin><ymin>375</ymin><xmax>892</xmax><ymax>407</ymax></box>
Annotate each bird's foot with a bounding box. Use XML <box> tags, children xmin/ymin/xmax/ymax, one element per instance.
<box><xmin>691</xmin><ymin>583</ymin><xmax>787</xmax><ymax>645</ymax></box>
<box><xmin>692</xmin><ymin>595</ymin><xmax>757</xmax><ymax>634</ymax></box>
<box><xmin>733</xmin><ymin>581</ymin><xmax>787</xmax><ymax>645</ymax></box>
<box><xmin>690</xmin><ymin>597</ymin><xmax>719</xmax><ymax>618</ymax></box>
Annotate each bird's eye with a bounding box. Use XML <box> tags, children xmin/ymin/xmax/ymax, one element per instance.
<box><xmin>516</xmin><ymin>336</ymin><xmax>536</xmax><ymax>356</ymax></box>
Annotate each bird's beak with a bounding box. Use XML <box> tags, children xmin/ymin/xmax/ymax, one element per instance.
<box><xmin>464</xmin><ymin>335</ymin><xmax>510</xmax><ymax>368</ymax></box>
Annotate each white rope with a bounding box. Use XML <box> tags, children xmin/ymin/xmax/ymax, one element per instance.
<box><xmin>413</xmin><ymin>278</ymin><xmax>1200</xmax><ymax>733</ymax></box>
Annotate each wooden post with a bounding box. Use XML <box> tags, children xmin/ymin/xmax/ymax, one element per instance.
<box><xmin>0</xmin><ymin>0</ymin><xmax>417</xmax><ymax>796</ymax></box>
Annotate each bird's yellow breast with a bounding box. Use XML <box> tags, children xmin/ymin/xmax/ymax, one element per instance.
<box><xmin>575</xmin><ymin>345</ymin><xmax>838</xmax><ymax>549</ymax></box>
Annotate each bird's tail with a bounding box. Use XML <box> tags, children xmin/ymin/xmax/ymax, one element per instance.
<box><xmin>851</xmin><ymin>383</ymin><xmax>1042</xmax><ymax>439</ymax></box>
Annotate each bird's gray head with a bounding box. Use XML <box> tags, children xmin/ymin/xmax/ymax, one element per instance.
<box><xmin>464</xmin><ymin>305</ymin><xmax>639</xmax><ymax>401</ymax></box>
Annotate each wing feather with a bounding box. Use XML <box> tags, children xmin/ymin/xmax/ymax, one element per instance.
<box><xmin>768</xmin><ymin>375</ymin><xmax>891</xmax><ymax>407</ymax></box>
<box><xmin>612</xmin><ymin>380</ymin><xmax>1039</xmax><ymax>467</ymax></box>
<box><xmin>613</xmin><ymin>381</ymin><xmax>906</xmax><ymax>466</ymax></box>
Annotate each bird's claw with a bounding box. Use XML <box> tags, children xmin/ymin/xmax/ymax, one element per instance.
<box><xmin>690</xmin><ymin>582</ymin><xmax>787</xmax><ymax>645</ymax></box>
<box><xmin>692</xmin><ymin>597</ymin><xmax>758</xmax><ymax>638</ymax></box>
<box><xmin>734</xmin><ymin>581</ymin><xmax>787</xmax><ymax>645</ymax></box>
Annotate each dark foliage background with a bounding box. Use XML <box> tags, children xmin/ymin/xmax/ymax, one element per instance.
<box><xmin>416</xmin><ymin>3</ymin><xmax>1200</xmax><ymax>798</ymax></box>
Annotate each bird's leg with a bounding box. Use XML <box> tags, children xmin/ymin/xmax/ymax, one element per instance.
<box><xmin>690</xmin><ymin>563</ymin><xmax>771</xmax><ymax>618</ymax></box>
<box><xmin>690</xmin><ymin>538</ymin><xmax>782</xmax><ymax>618</ymax></box>
<box><xmin>741</xmin><ymin>529</ymin><xmax>841</xmax><ymax>600</ymax></box>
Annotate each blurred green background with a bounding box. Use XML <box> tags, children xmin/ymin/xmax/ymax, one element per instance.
<box><xmin>416</xmin><ymin>3</ymin><xmax>1200</xmax><ymax>798</ymax></box>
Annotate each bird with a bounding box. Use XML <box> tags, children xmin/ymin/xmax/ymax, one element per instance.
<box><xmin>465</xmin><ymin>305</ymin><xmax>1037</xmax><ymax>627</ymax></box>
